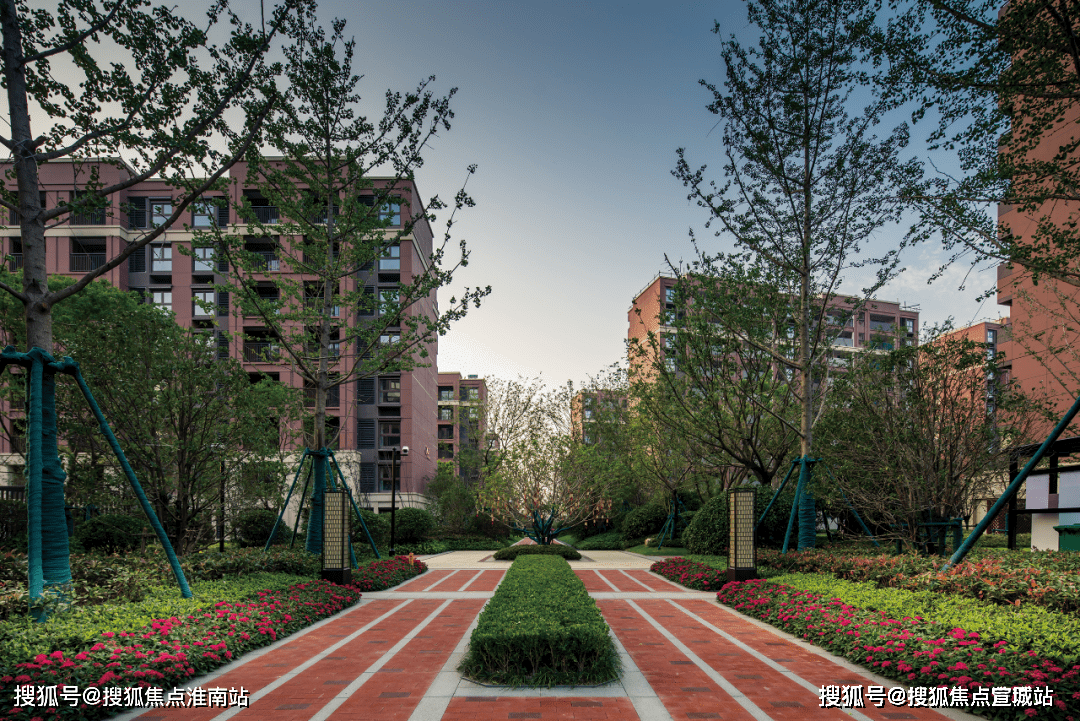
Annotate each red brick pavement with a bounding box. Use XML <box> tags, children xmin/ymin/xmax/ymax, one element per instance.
<box><xmin>118</xmin><ymin>567</ymin><xmax>969</xmax><ymax>721</ymax></box>
<box><xmin>670</xmin><ymin>599</ymin><xmax>955</xmax><ymax>721</ymax></box>
<box><xmin>441</xmin><ymin>697</ymin><xmax>639</xmax><ymax>720</ymax></box>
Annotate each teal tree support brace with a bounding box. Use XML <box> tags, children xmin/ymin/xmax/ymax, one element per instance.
<box><xmin>306</xmin><ymin>449</ymin><xmax>327</xmax><ymax>555</ymax></box>
<box><xmin>1</xmin><ymin>347</ymin><xmax>192</xmax><ymax>617</ymax></box>
<box><xmin>264</xmin><ymin>449</ymin><xmax>310</xmax><ymax>554</ymax></box>
<box><xmin>60</xmin><ymin>357</ymin><xmax>192</xmax><ymax>598</ymax></box>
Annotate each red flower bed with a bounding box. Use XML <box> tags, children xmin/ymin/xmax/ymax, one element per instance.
<box><xmin>0</xmin><ymin>579</ymin><xmax>370</xmax><ymax>721</ymax></box>
<box><xmin>717</xmin><ymin>579</ymin><xmax>1079</xmax><ymax>721</ymax></box>
<box><xmin>650</xmin><ymin>557</ymin><xmax>727</xmax><ymax>591</ymax></box>
<box><xmin>350</xmin><ymin>555</ymin><xmax>427</xmax><ymax>592</ymax></box>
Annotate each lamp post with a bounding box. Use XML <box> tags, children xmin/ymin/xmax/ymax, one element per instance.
<box><xmin>727</xmin><ymin>487</ymin><xmax>758</xmax><ymax>582</ymax></box>
<box><xmin>388</xmin><ymin>446</ymin><xmax>409</xmax><ymax>556</ymax></box>
<box><xmin>389</xmin><ymin>447</ymin><xmax>398</xmax><ymax>556</ymax></box>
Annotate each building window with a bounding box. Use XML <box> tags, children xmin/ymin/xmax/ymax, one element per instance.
<box><xmin>438</xmin><ymin>425</ymin><xmax>454</xmax><ymax>440</ymax></box>
<box><xmin>438</xmin><ymin>386</ymin><xmax>454</xmax><ymax>401</ymax></box>
<box><xmin>381</xmin><ymin>199</ymin><xmax>401</xmax><ymax>226</ymax></box>
<box><xmin>379</xmin><ymin>464</ymin><xmax>394</xmax><ymax>491</ymax></box>
<box><xmin>379</xmin><ymin>245</ymin><xmax>400</xmax><ymax>271</ymax></box>
<box><xmin>468</xmin><ymin>407</ymin><xmax>479</xmax><ymax>420</ymax></box>
<box><xmin>868</xmin><ymin>314</ymin><xmax>896</xmax><ymax>333</ymax></box>
<box><xmin>901</xmin><ymin>317</ymin><xmax>916</xmax><ymax>336</ymax></box>
<box><xmin>150</xmin><ymin>199</ymin><xmax>173</xmax><ymax>228</ymax></box>
<box><xmin>379</xmin><ymin>333</ymin><xmax>400</xmax><ymax>346</ymax></box>
<box><xmin>152</xmin><ymin>290</ymin><xmax>172</xmax><ymax>311</ymax></box>
<box><xmin>987</xmin><ymin>329</ymin><xmax>997</xmax><ymax>345</ymax></box>
<box><xmin>438</xmin><ymin>443</ymin><xmax>454</xmax><ymax>460</ymax></box>
<box><xmin>467</xmin><ymin>387</ymin><xmax>480</xmax><ymax>401</ymax></box>
<box><xmin>379</xmin><ymin>421</ymin><xmax>400</xmax><ymax>448</ymax></box>
<box><xmin>192</xmin><ymin>289</ymin><xmax>215</xmax><ymax>317</ymax></box>
<box><xmin>150</xmin><ymin>244</ymin><xmax>172</xmax><ymax>272</ymax></box>
<box><xmin>379</xmin><ymin>378</ymin><xmax>400</xmax><ymax>404</ymax></box>
<box><xmin>439</xmin><ymin>406</ymin><xmax>454</xmax><ymax>421</ymax></box>
<box><xmin>193</xmin><ymin>247</ymin><xmax>215</xmax><ymax>272</ymax></box>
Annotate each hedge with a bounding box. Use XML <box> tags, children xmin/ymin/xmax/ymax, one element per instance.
<box><xmin>757</xmin><ymin>547</ymin><xmax>1080</xmax><ymax>615</ymax></box>
<box><xmin>492</xmin><ymin>544</ymin><xmax>581</xmax><ymax>561</ymax></box>
<box><xmin>575</xmin><ymin>530</ymin><xmax>627</xmax><ymax>551</ymax></box>
<box><xmin>458</xmin><ymin>555</ymin><xmax>619</xmax><ymax>686</ymax></box>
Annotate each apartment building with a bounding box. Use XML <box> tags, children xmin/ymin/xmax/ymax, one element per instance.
<box><xmin>0</xmin><ymin>159</ymin><xmax>438</xmax><ymax>510</ymax></box>
<box><xmin>435</xmin><ymin>372</ymin><xmax>487</xmax><ymax>477</ymax></box>
<box><xmin>627</xmin><ymin>273</ymin><xmax>920</xmax><ymax>376</ymax></box>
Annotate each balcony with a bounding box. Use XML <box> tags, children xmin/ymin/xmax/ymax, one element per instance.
<box><xmin>71</xmin><ymin>210</ymin><xmax>106</xmax><ymax>226</ymax></box>
<box><xmin>70</xmin><ymin>253</ymin><xmax>106</xmax><ymax>272</ymax></box>
<box><xmin>251</xmin><ymin>251</ymin><xmax>279</xmax><ymax>272</ymax></box>
<box><xmin>251</xmin><ymin>206</ymin><xmax>279</xmax><ymax>224</ymax></box>
<box><xmin>243</xmin><ymin>342</ymin><xmax>280</xmax><ymax>362</ymax></box>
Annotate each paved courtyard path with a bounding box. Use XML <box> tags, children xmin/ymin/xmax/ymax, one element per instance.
<box><xmin>114</xmin><ymin>551</ymin><xmax>978</xmax><ymax>721</ymax></box>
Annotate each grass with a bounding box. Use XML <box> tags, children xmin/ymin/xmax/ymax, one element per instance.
<box><xmin>624</xmin><ymin>544</ymin><xmax>689</xmax><ymax>556</ymax></box>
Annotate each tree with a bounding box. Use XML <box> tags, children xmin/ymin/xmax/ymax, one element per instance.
<box><xmin>0</xmin><ymin>0</ymin><xmax>301</xmax><ymax>595</ymax></box>
<box><xmin>628</xmin><ymin>278</ymin><xmax>800</xmax><ymax>495</ymax></box>
<box><xmin>817</xmin><ymin>326</ymin><xmax>1049</xmax><ymax>548</ymax></box>
<box><xmin>876</xmin><ymin>0</ymin><xmax>1080</xmax><ymax>289</ymax></box>
<box><xmin>473</xmin><ymin>378</ymin><xmax>610</xmax><ymax>544</ymax></box>
<box><xmin>194</xmin><ymin>15</ymin><xmax>488</xmax><ymax>553</ymax></box>
<box><xmin>457</xmin><ymin>376</ymin><xmax>557</xmax><ymax>491</ymax></box>
<box><xmin>672</xmin><ymin>0</ymin><xmax>918</xmax><ymax>477</ymax></box>
<box><xmin>0</xmin><ymin>274</ymin><xmax>302</xmax><ymax>554</ymax></box>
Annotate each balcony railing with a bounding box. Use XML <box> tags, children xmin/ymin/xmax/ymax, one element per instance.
<box><xmin>7</xmin><ymin>254</ymin><xmax>21</xmax><ymax>271</ymax></box>
<box><xmin>70</xmin><ymin>253</ymin><xmax>106</xmax><ymax>272</ymax></box>
<box><xmin>251</xmin><ymin>206</ymin><xmax>279</xmax><ymax>224</ymax></box>
<box><xmin>71</xmin><ymin>210</ymin><xmax>106</xmax><ymax>226</ymax></box>
<box><xmin>243</xmin><ymin>342</ymin><xmax>279</xmax><ymax>362</ymax></box>
<box><xmin>250</xmin><ymin>251</ymin><xmax>279</xmax><ymax>271</ymax></box>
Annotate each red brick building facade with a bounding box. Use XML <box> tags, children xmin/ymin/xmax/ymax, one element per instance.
<box><xmin>0</xmin><ymin>159</ymin><xmax>439</xmax><ymax>510</ymax></box>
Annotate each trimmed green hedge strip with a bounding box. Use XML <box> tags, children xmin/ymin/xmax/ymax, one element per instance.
<box><xmin>492</xmin><ymin>544</ymin><xmax>581</xmax><ymax>561</ymax></box>
<box><xmin>458</xmin><ymin>555</ymin><xmax>619</xmax><ymax>687</ymax></box>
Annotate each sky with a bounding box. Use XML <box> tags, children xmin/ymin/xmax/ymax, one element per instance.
<box><xmin>299</xmin><ymin>0</ymin><xmax>1004</xmax><ymax>389</ymax></box>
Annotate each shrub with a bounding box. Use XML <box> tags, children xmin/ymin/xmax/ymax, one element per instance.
<box><xmin>493</xmin><ymin>544</ymin><xmax>582</xmax><ymax>561</ymax></box>
<box><xmin>459</xmin><ymin>555</ymin><xmax>619</xmax><ymax>686</ymax></box>
<box><xmin>233</xmin><ymin>509</ymin><xmax>292</xmax><ymax>548</ymax></box>
<box><xmin>757</xmin><ymin>547</ymin><xmax>1080</xmax><ymax>615</ymax></box>
<box><xmin>683</xmin><ymin>485</ymin><xmax>795</xmax><ymax>555</ymax></box>
<box><xmin>352</xmin><ymin>508</ymin><xmax>388</xmax><ymax>549</ymax></box>
<box><xmin>392</xmin><ymin>507</ymin><xmax>435</xmax><ymax>544</ymax></box>
<box><xmin>74</xmin><ymin>513</ymin><xmax>147</xmax><ymax>555</ymax></box>
<box><xmin>620</xmin><ymin>503</ymin><xmax>667</xmax><ymax>540</ymax></box>
<box><xmin>0</xmin><ymin>499</ymin><xmax>27</xmax><ymax>551</ymax></box>
<box><xmin>575</xmin><ymin>530</ymin><xmax>625</xmax><ymax>551</ymax></box>
<box><xmin>438</xmin><ymin>536</ymin><xmax>512</xmax><ymax>551</ymax></box>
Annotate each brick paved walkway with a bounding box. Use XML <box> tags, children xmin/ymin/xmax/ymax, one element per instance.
<box><xmin>113</xmin><ymin>553</ymin><xmax>977</xmax><ymax>721</ymax></box>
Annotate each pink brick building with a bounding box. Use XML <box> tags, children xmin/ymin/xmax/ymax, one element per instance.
<box><xmin>0</xmin><ymin>159</ymin><xmax>438</xmax><ymax>511</ymax></box>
